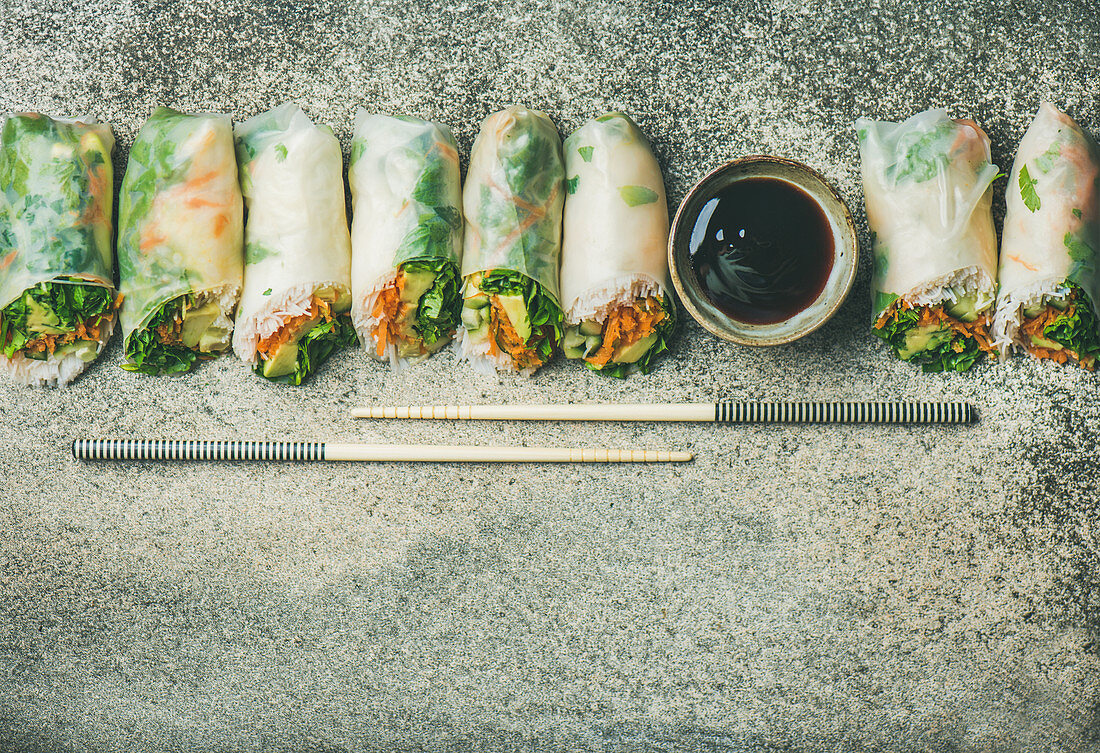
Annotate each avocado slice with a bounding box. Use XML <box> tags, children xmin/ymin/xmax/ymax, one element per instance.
<box><xmin>400</xmin><ymin>269</ymin><xmax>436</xmax><ymax>305</ymax></box>
<box><xmin>180</xmin><ymin>301</ymin><xmax>221</xmax><ymax>348</ymax></box>
<box><xmin>198</xmin><ymin>326</ymin><xmax>231</xmax><ymax>353</ymax></box>
<box><xmin>496</xmin><ymin>294</ymin><xmax>531</xmax><ymax>341</ymax></box>
<box><xmin>897</xmin><ymin>324</ymin><xmax>952</xmax><ymax>360</ymax></box>
<box><xmin>613</xmin><ymin>333</ymin><xmax>659</xmax><ymax>364</ymax></box>
<box><xmin>262</xmin><ymin>315</ymin><xmax>321</xmax><ymax>378</ymax></box>
<box><xmin>263</xmin><ymin>338</ymin><xmax>301</xmax><ymax>378</ymax></box>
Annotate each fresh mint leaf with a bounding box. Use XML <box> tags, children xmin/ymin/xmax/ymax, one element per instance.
<box><xmin>577</xmin><ymin>146</ymin><xmax>594</xmax><ymax>162</ymax></box>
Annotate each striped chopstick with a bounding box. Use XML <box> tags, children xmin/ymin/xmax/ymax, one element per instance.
<box><xmin>71</xmin><ymin>439</ymin><xmax>692</xmax><ymax>464</ymax></box>
<box><xmin>351</xmin><ymin>401</ymin><xmax>976</xmax><ymax>424</ymax></box>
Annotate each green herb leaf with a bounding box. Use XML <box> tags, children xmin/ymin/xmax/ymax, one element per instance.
<box><xmin>619</xmin><ymin>185</ymin><xmax>658</xmax><ymax>207</ymax></box>
<box><xmin>262</xmin><ymin>288</ymin><xmax>272</xmax><ymax>296</ymax></box>
<box><xmin>577</xmin><ymin>146</ymin><xmax>594</xmax><ymax>162</ymax></box>
<box><xmin>1019</xmin><ymin>165</ymin><xmax>1041</xmax><ymax>212</ymax></box>
<box><xmin>565</xmin><ymin>176</ymin><xmax>578</xmax><ymax>195</ymax></box>
<box><xmin>1034</xmin><ymin>143</ymin><xmax>1061</xmax><ymax>173</ymax></box>
<box><xmin>1073</xmin><ymin>208</ymin><xmax>1083</xmax><ymax>219</ymax></box>
<box><xmin>274</xmin><ymin>144</ymin><xmax>288</xmax><ymax>162</ymax></box>
<box><xmin>1064</xmin><ymin>232</ymin><xmax>1094</xmax><ymax>263</ymax></box>
<box><xmin>245</xmin><ymin>243</ymin><xmax>276</xmax><ymax>265</ymax></box>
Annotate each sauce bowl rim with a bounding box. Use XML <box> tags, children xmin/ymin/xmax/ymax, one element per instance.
<box><xmin>667</xmin><ymin>154</ymin><xmax>859</xmax><ymax>346</ymax></box>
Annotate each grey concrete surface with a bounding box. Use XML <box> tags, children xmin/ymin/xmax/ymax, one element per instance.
<box><xmin>1</xmin><ymin>0</ymin><xmax>1099</xmax><ymax>750</ymax></box>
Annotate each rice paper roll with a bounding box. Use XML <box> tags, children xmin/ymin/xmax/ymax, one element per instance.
<box><xmin>992</xmin><ymin>102</ymin><xmax>1100</xmax><ymax>368</ymax></box>
<box><xmin>559</xmin><ymin>112</ymin><xmax>675</xmax><ymax>377</ymax></box>
<box><xmin>229</xmin><ymin>104</ymin><xmax>354</xmax><ymax>385</ymax></box>
<box><xmin>349</xmin><ymin>112</ymin><xmax>462</xmax><ymax>368</ymax></box>
<box><xmin>856</xmin><ymin>109</ymin><xmax>999</xmax><ymax>372</ymax></box>
<box><xmin>457</xmin><ymin>106</ymin><xmax>564</xmax><ymax>375</ymax></box>
<box><xmin>0</xmin><ymin>113</ymin><xmax>117</xmax><ymax>386</ymax></box>
<box><xmin>118</xmin><ymin>107</ymin><xmax>244</xmax><ymax>375</ymax></box>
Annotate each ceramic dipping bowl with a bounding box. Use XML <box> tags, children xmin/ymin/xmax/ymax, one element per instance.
<box><xmin>667</xmin><ymin>156</ymin><xmax>858</xmax><ymax>346</ymax></box>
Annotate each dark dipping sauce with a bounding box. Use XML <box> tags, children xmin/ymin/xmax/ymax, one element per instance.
<box><xmin>688</xmin><ymin>177</ymin><xmax>834</xmax><ymax>325</ymax></box>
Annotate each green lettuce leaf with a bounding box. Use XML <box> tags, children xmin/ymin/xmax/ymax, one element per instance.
<box><xmin>121</xmin><ymin>295</ymin><xmax>200</xmax><ymax>375</ymax></box>
<box><xmin>402</xmin><ymin>258</ymin><xmax>460</xmax><ymax>346</ymax></box>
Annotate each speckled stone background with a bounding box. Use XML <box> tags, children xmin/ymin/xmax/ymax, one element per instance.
<box><xmin>1</xmin><ymin>1</ymin><xmax>1099</xmax><ymax>751</ymax></box>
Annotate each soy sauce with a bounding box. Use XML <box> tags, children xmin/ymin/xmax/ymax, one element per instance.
<box><xmin>688</xmin><ymin>177</ymin><xmax>834</xmax><ymax>325</ymax></box>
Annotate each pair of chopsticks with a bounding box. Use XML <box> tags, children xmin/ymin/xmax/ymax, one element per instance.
<box><xmin>72</xmin><ymin>401</ymin><xmax>974</xmax><ymax>465</ymax></box>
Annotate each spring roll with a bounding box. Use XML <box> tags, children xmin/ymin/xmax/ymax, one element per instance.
<box><xmin>0</xmin><ymin>113</ymin><xmax>116</xmax><ymax>386</ymax></box>
<box><xmin>457</xmin><ymin>106</ymin><xmax>564</xmax><ymax>376</ymax></box>
<box><xmin>349</xmin><ymin>112</ymin><xmax>462</xmax><ymax>368</ymax></box>
<box><xmin>856</xmin><ymin>109</ymin><xmax>999</xmax><ymax>372</ymax></box>
<box><xmin>992</xmin><ymin>103</ymin><xmax>1100</xmax><ymax>368</ymax></box>
<box><xmin>559</xmin><ymin>112</ymin><xmax>675</xmax><ymax>377</ymax></box>
<box><xmin>118</xmin><ymin>107</ymin><xmax>244</xmax><ymax>375</ymax></box>
<box><xmin>231</xmin><ymin>104</ymin><xmax>354</xmax><ymax>385</ymax></box>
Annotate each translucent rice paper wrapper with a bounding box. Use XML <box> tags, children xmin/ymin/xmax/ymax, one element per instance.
<box><xmin>856</xmin><ymin>110</ymin><xmax>999</xmax><ymax>318</ymax></box>
<box><xmin>348</xmin><ymin>111</ymin><xmax>462</xmax><ymax>360</ymax></box>
<box><xmin>118</xmin><ymin>107</ymin><xmax>244</xmax><ymax>341</ymax></box>
<box><xmin>560</xmin><ymin>112</ymin><xmax>670</xmax><ymax>322</ymax></box>
<box><xmin>0</xmin><ymin>113</ymin><xmax>116</xmax><ymax>385</ymax></box>
<box><xmin>993</xmin><ymin>102</ymin><xmax>1100</xmax><ymax>350</ymax></box>
<box><xmin>231</xmin><ymin>103</ymin><xmax>352</xmax><ymax>363</ymax></box>
<box><xmin>461</xmin><ymin>105</ymin><xmax>564</xmax><ymax>305</ymax></box>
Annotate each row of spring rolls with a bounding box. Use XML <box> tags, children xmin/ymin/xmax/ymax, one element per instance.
<box><xmin>857</xmin><ymin>103</ymin><xmax>1100</xmax><ymax>371</ymax></box>
<box><xmin>0</xmin><ymin>104</ymin><xmax>675</xmax><ymax>386</ymax></box>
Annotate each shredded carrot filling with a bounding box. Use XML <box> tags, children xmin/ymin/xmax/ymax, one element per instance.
<box><xmin>484</xmin><ymin>297</ymin><xmax>545</xmax><ymax>370</ymax></box>
<box><xmin>585</xmin><ymin>296</ymin><xmax>666</xmax><ymax>368</ymax></box>
<box><xmin>255</xmin><ymin>297</ymin><xmax>332</xmax><ymax>360</ymax></box>
<box><xmin>874</xmin><ymin>299</ymin><xmax>995</xmax><ymax>353</ymax></box>
<box><xmin>370</xmin><ymin>270</ymin><xmax>421</xmax><ymax>359</ymax></box>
